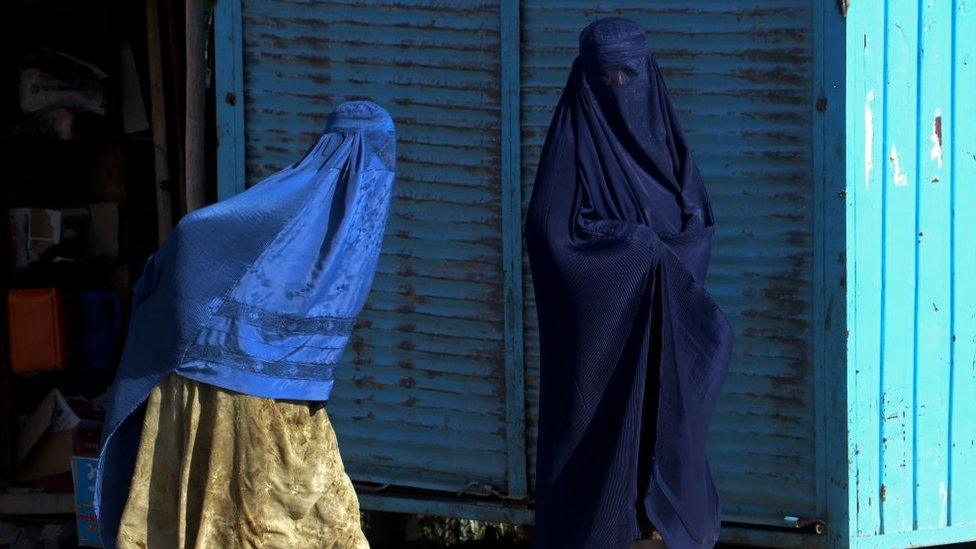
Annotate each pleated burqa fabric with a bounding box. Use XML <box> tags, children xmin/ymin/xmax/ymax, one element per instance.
<box><xmin>95</xmin><ymin>101</ymin><xmax>396</xmax><ymax>547</ymax></box>
<box><xmin>525</xmin><ymin>19</ymin><xmax>732</xmax><ymax>549</ymax></box>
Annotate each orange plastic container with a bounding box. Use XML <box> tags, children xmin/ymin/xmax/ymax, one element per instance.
<box><xmin>7</xmin><ymin>288</ymin><xmax>68</xmax><ymax>373</ymax></box>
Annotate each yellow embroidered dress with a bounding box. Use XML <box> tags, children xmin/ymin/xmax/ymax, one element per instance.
<box><xmin>116</xmin><ymin>375</ymin><xmax>368</xmax><ymax>549</ymax></box>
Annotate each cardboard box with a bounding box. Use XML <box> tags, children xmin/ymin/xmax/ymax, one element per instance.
<box><xmin>8</xmin><ymin>208</ymin><xmax>62</xmax><ymax>268</ymax></box>
<box><xmin>16</xmin><ymin>389</ymin><xmax>104</xmax><ymax>482</ymax></box>
<box><xmin>71</xmin><ymin>456</ymin><xmax>103</xmax><ymax>547</ymax></box>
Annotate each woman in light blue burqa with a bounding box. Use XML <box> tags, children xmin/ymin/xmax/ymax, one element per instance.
<box><xmin>95</xmin><ymin>101</ymin><xmax>395</xmax><ymax>548</ymax></box>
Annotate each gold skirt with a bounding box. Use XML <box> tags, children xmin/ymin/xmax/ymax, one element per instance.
<box><xmin>117</xmin><ymin>375</ymin><xmax>368</xmax><ymax>549</ymax></box>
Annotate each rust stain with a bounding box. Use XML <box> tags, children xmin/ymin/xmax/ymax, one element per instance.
<box><xmin>741</xmin><ymin>325</ymin><xmax>809</xmax><ymax>347</ymax></box>
<box><xmin>349</xmin><ymin>411</ymin><xmax>375</xmax><ymax>421</ymax></box>
<box><xmin>739</xmin><ymin>309</ymin><xmax>810</xmax><ymax>331</ymax></box>
<box><xmin>397</xmin><ymin>340</ymin><xmax>416</xmax><ymax>351</ymax></box>
<box><xmin>742</xmin><ymin>110</ymin><xmax>808</xmax><ymax>123</ymax></box>
<box><xmin>350</xmin><ymin>335</ymin><xmax>366</xmax><ymax>357</ymax></box>
<box><xmin>760</xmin><ymin>290</ymin><xmax>807</xmax><ymax>315</ymax></box>
<box><xmin>739</xmin><ymin>130</ymin><xmax>805</xmax><ymax>144</ymax></box>
<box><xmin>930</xmin><ymin>109</ymin><xmax>944</xmax><ymax>169</ymax></box>
<box><xmin>249</xmin><ymin>49</ymin><xmax>333</xmax><ymax>69</ymax></box>
<box><xmin>838</xmin><ymin>0</ymin><xmax>850</xmax><ymax>18</ymax></box>
<box><xmin>740</xmin><ymin>392</ymin><xmax>806</xmax><ymax>407</ymax></box>
<box><xmin>785</xmin><ymin>230</ymin><xmax>809</xmax><ymax>247</ymax></box>
<box><xmin>248</xmin><ymin>25</ymin><xmax>498</xmax><ymax>53</ymax></box>
<box><xmin>396</xmin><ymin>283</ymin><xmax>431</xmax><ymax>306</ymax></box>
<box><xmin>788</xmin><ymin>357</ymin><xmax>812</xmax><ymax>379</ymax></box>
<box><xmin>398</xmin><ymin>377</ymin><xmax>417</xmax><ymax>388</ymax></box>
<box><xmin>396</xmin><ymin>265</ymin><xmax>417</xmax><ymax>277</ymax></box>
<box><xmin>670</xmin><ymin>85</ymin><xmax>808</xmax><ymax>105</ymax></box>
<box><xmin>736</xmin><ymin>47</ymin><xmax>809</xmax><ymax>65</ymax></box>
<box><xmin>742</xmin><ymin>150</ymin><xmax>805</xmax><ymax>164</ymax></box>
<box><xmin>398</xmin><ymin>283</ymin><xmax>415</xmax><ymax>295</ymax></box>
<box><xmin>732</xmin><ymin>67</ymin><xmax>808</xmax><ymax>86</ymax></box>
<box><xmin>353</xmin><ymin>375</ymin><xmax>383</xmax><ymax>390</ymax></box>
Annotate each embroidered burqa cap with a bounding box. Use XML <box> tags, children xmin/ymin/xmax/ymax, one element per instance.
<box><xmin>95</xmin><ymin>100</ymin><xmax>396</xmax><ymax>547</ymax></box>
<box><xmin>526</xmin><ymin>18</ymin><xmax>732</xmax><ymax>549</ymax></box>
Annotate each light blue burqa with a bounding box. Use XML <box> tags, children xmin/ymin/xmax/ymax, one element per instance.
<box><xmin>94</xmin><ymin>101</ymin><xmax>396</xmax><ymax>547</ymax></box>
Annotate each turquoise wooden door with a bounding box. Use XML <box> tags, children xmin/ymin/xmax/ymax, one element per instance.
<box><xmin>846</xmin><ymin>0</ymin><xmax>976</xmax><ymax>546</ymax></box>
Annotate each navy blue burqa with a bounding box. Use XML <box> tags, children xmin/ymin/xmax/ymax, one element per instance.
<box><xmin>525</xmin><ymin>19</ymin><xmax>732</xmax><ymax>549</ymax></box>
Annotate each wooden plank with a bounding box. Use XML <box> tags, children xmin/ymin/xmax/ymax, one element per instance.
<box><xmin>164</xmin><ymin>0</ymin><xmax>186</xmax><ymax>213</ymax></box>
<box><xmin>500</xmin><ymin>0</ymin><xmax>526</xmax><ymax>498</ymax></box>
<box><xmin>914</xmin><ymin>0</ymin><xmax>953</xmax><ymax>529</ymax></box>
<box><xmin>848</xmin><ymin>0</ymin><xmax>885</xmax><ymax>536</ymax></box>
<box><xmin>184</xmin><ymin>0</ymin><xmax>207</xmax><ymax>212</ymax></box>
<box><xmin>145</xmin><ymin>0</ymin><xmax>174</xmax><ymax>242</ymax></box>
<box><xmin>949</xmin><ymin>0</ymin><xmax>976</xmax><ymax>526</ymax></box>
<box><xmin>878</xmin><ymin>0</ymin><xmax>919</xmax><ymax>534</ymax></box>
<box><xmin>215</xmin><ymin>0</ymin><xmax>246</xmax><ymax>200</ymax></box>
<box><xmin>813</xmin><ymin>0</ymin><xmax>850</xmax><ymax>545</ymax></box>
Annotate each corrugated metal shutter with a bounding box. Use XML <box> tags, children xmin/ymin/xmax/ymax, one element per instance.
<box><xmin>240</xmin><ymin>0</ymin><xmax>510</xmax><ymax>494</ymax></box>
<box><xmin>521</xmin><ymin>1</ymin><xmax>818</xmax><ymax>523</ymax></box>
<box><xmin>236</xmin><ymin>0</ymin><xmax>821</xmax><ymax>526</ymax></box>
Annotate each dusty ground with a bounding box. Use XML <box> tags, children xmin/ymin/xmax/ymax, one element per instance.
<box><xmin>362</xmin><ymin>515</ymin><xmax>754</xmax><ymax>548</ymax></box>
<box><xmin>364</xmin><ymin>513</ymin><xmax>976</xmax><ymax>548</ymax></box>
<box><xmin>363</xmin><ymin>514</ymin><xmax>529</xmax><ymax>548</ymax></box>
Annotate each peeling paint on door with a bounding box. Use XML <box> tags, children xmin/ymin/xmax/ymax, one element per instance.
<box><xmin>929</xmin><ymin>108</ymin><xmax>943</xmax><ymax>168</ymax></box>
<box><xmin>889</xmin><ymin>144</ymin><xmax>909</xmax><ymax>186</ymax></box>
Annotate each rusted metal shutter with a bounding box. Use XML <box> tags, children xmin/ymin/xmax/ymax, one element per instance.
<box><xmin>239</xmin><ymin>0</ymin><xmax>511</xmax><ymax>495</ymax></box>
<box><xmin>521</xmin><ymin>2</ymin><xmax>819</xmax><ymax>525</ymax></box>
<box><xmin>232</xmin><ymin>0</ymin><xmax>824</xmax><ymax>529</ymax></box>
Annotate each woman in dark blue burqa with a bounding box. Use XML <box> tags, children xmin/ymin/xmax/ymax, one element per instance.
<box><xmin>525</xmin><ymin>18</ymin><xmax>732</xmax><ymax>549</ymax></box>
